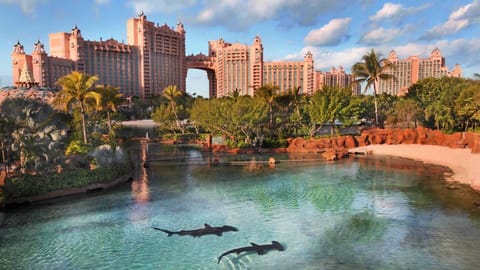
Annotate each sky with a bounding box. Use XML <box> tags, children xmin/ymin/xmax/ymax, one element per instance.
<box><xmin>1</xmin><ymin>0</ymin><xmax>479</xmax><ymax>97</ymax></box>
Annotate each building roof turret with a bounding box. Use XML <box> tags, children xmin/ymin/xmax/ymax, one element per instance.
<box><xmin>176</xmin><ymin>21</ymin><xmax>185</xmax><ymax>34</ymax></box>
<box><xmin>33</xmin><ymin>40</ymin><xmax>46</xmax><ymax>54</ymax></box>
<box><xmin>304</xmin><ymin>50</ymin><xmax>313</xmax><ymax>59</ymax></box>
<box><xmin>12</xmin><ymin>40</ymin><xmax>25</xmax><ymax>54</ymax></box>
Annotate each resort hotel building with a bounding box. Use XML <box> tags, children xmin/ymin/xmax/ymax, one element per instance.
<box><xmin>11</xmin><ymin>13</ymin><xmax>186</xmax><ymax>99</ymax></box>
<box><xmin>10</xmin><ymin>14</ymin><xmax>461</xmax><ymax>99</ymax></box>
<box><xmin>378</xmin><ymin>48</ymin><xmax>462</xmax><ymax>96</ymax></box>
<box><xmin>315</xmin><ymin>66</ymin><xmax>361</xmax><ymax>95</ymax></box>
<box><xmin>10</xmin><ymin>13</ymin><xmax>353</xmax><ymax>99</ymax></box>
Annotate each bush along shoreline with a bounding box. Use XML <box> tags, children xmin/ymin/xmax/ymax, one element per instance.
<box><xmin>3</xmin><ymin>164</ymin><xmax>132</xmax><ymax>207</ymax></box>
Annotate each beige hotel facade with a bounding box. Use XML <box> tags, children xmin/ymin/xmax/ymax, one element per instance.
<box><xmin>379</xmin><ymin>48</ymin><xmax>462</xmax><ymax>96</ymax></box>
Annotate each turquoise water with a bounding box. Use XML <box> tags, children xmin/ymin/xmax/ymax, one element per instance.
<box><xmin>1</xmin><ymin>143</ymin><xmax>480</xmax><ymax>270</ymax></box>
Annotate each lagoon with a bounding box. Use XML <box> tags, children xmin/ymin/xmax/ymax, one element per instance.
<box><xmin>1</xmin><ymin>143</ymin><xmax>480</xmax><ymax>269</ymax></box>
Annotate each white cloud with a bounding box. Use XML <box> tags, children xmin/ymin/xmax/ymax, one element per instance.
<box><xmin>0</xmin><ymin>0</ymin><xmax>47</xmax><ymax>15</ymax></box>
<box><xmin>192</xmin><ymin>0</ymin><xmax>345</xmax><ymax>31</ymax></box>
<box><xmin>359</xmin><ymin>27</ymin><xmax>402</xmax><ymax>45</ymax></box>
<box><xmin>304</xmin><ymin>18</ymin><xmax>351</xmax><ymax>46</ymax></box>
<box><xmin>421</xmin><ymin>0</ymin><xmax>480</xmax><ymax>39</ymax></box>
<box><xmin>370</xmin><ymin>2</ymin><xmax>429</xmax><ymax>22</ymax></box>
<box><xmin>126</xmin><ymin>0</ymin><xmax>196</xmax><ymax>14</ymax></box>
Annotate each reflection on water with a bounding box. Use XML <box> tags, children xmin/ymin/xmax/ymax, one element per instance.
<box><xmin>129</xmin><ymin>141</ymin><xmax>151</xmax><ymax>223</ymax></box>
<box><xmin>131</xmin><ymin>141</ymin><xmax>150</xmax><ymax>203</ymax></box>
<box><xmin>1</xmin><ymin>143</ymin><xmax>480</xmax><ymax>270</ymax></box>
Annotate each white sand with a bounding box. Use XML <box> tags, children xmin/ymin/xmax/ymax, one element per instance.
<box><xmin>350</xmin><ymin>145</ymin><xmax>480</xmax><ymax>191</ymax></box>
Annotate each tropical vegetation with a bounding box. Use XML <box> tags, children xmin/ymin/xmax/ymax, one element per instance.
<box><xmin>0</xmin><ymin>71</ymin><xmax>129</xmax><ymax>203</ymax></box>
<box><xmin>352</xmin><ymin>49</ymin><xmax>395</xmax><ymax>125</ymax></box>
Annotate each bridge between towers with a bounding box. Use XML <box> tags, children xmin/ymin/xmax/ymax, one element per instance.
<box><xmin>186</xmin><ymin>53</ymin><xmax>216</xmax><ymax>98</ymax></box>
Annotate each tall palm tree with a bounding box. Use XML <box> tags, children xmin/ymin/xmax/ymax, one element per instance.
<box><xmin>95</xmin><ymin>85</ymin><xmax>124</xmax><ymax>133</ymax></box>
<box><xmin>162</xmin><ymin>85</ymin><xmax>183</xmax><ymax>130</ymax></box>
<box><xmin>55</xmin><ymin>71</ymin><xmax>101</xmax><ymax>144</ymax></box>
<box><xmin>352</xmin><ymin>49</ymin><xmax>395</xmax><ymax>125</ymax></box>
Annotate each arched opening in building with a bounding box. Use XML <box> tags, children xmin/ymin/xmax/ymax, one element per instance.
<box><xmin>186</xmin><ymin>69</ymin><xmax>210</xmax><ymax>98</ymax></box>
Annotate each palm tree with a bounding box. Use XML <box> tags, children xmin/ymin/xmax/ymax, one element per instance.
<box><xmin>162</xmin><ymin>85</ymin><xmax>183</xmax><ymax>131</ymax></box>
<box><xmin>95</xmin><ymin>85</ymin><xmax>124</xmax><ymax>133</ymax></box>
<box><xmin>255</xmin><ymin>84</ymin><xmax>279</xmax><ymax>127</ymax></box>
<box><xmin>55</xmin><ymin>71</ymin><xmax>101</xmax><ymax>144</ymax></box>
<box><xmin>352</xmin><ymin>49</ymin><xmax>395</xmax><ymax>126</ymax></box>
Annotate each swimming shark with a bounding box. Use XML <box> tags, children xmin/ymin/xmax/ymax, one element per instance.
<box><xmin>152</xmin><ymin>223</ymin><xmax>238</xmax><ymax>237</ymax></box>
<box><xmin>217</xmin><ymin>241</ymin><xmax>285</xmax><ymax>264</ymax></box>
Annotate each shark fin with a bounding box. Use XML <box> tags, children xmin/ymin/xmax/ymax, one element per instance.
<box><xmin>204</xmin><ymin>223</ymin><xmax>212</xmax><ymax>228</ymax></box>
<box><xmin>250</xmin><ymin>242</ymin><xmax>260</xmax><ymax>247</ymax></box>
<box><xmin>257</xmin><ymin>249</ymin><xmax>266</xmax><ymax>255</ymax></box>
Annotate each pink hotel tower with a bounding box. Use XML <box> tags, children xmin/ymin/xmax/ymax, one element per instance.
<box><xmin>12</xmin><ymin>13</ymin><xmax>186</xmax><ymax>99</ymax></box>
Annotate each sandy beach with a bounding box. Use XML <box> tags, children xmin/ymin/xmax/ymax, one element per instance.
<box><xmin>350</xmin><ymin>144</ymin><xmax>480</xmax><ymax>191</ymax></box>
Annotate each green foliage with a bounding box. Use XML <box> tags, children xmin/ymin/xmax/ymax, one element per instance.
<box><xmin>255</xmin><ymin>84</ymin><xmax>279</xmax><ymax>127</ymax></box>
<box><xmin>94</xmin><ymin>85</ymin><xmax>124</xmax><ymax>133</ymax></box>
<box><xmin>262</xmin><ymin>137</ymin><xmax>289</xmax><ymax>148</ymax></box>
<box><xmin>343</xmin><ymin>95</ymin><xmax>374</xmax><ymax>125</ymax></box>
<box><xmin>0</xmin><ymin>97</ymin><xmax>68</xmax><ymax>173</ymax></box>
<box><xmin>390</xmin><ymin>98</ymin><xmax>421</xmax><ymax>128</ymax></box>
<box><xmin>352</xmin><ymin>49</ymin><xmax>395</xmax><ymax>125</ymax></box>
<box><xmin>308</xmin><ymin>86</ymin><xmax>352</xmax><ymax>136</ymax></box>
<box><xmin>152</xmin><ymin>103</ymin><xmax>177</xmax><ymax>133</ymax></box>
<box><xmin>190</xmin><ymin>95</ymin><xmax>268</xmax><ymax>145</ymax></box>
<box><xmin>4</xmin><ymin>165</ymin><xmax>130</xmax><ymax>199</ymax></box>
<box><xmin>65</xmin><ymin>140</ymin><xmax>91</xmax><ymax>155</ymax></box>
<box><xmin>55</xmin><ymin>71</ymin><xmax>101</xmax><ymax>144</ymax></box>
<box><xmin>174</xmin><ymin>133</ymin><xmax>201</xmax><ymax>142</ymax></box>
<box><xmin>407</xmin><ymin>77</ymin><xmax>479</xmax><ymax>132</ymax></box>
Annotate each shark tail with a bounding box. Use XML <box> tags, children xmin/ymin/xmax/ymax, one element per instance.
<box><xmin>152</xmin><ymin>227</ymin><xmax>175</xmax><ymax>237</ymax></box>
<box><xmin>217</xmin><ymin>252</ymin><xmax>228</xmax><ymax>264</ymax></box>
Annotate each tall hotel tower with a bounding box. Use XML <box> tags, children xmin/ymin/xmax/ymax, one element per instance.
<box><xmin>379</xmin><ymin>48</ymin><xmax>462</xmax><ymax>95</ymax></box>
<box><xmin>11</xmin><ymin>13</ymin><xmax>186</xmax><ymax>99</ymax></box>
<box><xmin>206</xmin><ymin>36</ymin><xmax>315</xmax><ymax>97</ymax></box>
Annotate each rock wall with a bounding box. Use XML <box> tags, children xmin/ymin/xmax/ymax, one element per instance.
<box><xmin>285</xmin><ymin>127</ymin><xmax>480</xmax><ymax>159</ymax></box>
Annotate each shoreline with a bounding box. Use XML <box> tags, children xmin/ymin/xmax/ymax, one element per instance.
<box><xmin>349</xmin><ymin>144</ymin><xmax>480</xmax><ymax>191</ymax></box>
<box><xmin>4</xmin><ymin>175</ymin><xmax>133</xmax><ymax>208</ymax></box>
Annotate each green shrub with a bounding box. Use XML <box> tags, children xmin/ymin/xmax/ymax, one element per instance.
<box><xmin>262</xmin><ymin>137</ymin><xmax>288</xmax><ymax>148</ymax></box>
<box><xmin>65</xmin><ymin>140</ymin><xmax>91</xmax><ymax>155</ymax></box>
<box><xmin>4</xmin><ymin>165</ymin><xmax>130</xmax><ymax>199</ymax></box>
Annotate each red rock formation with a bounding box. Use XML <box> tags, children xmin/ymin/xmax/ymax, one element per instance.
<box><xmin>285</xmin><ymin>127</ymin><xmax>480</xmax><ymax>158</ymax></box>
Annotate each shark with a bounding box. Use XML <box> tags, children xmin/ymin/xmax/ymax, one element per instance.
<box><xmin>152</xmin><ymin>223</ymin><xmax>238</xmax><ymax>238</ymax></box>
<box><xmin>217</xmin><ymin>241</ymin><xmax>285</xmax><ymax>264</ymax></box>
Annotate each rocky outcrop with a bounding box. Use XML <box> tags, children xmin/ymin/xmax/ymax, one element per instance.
<box><xmin>285</xmin><ymin>127</ymin><xmax>480</xmax><ymax>157</ymax></box>
<box><xmin>207</xmin><ymin>127</ymin><xmax>479</xmax><ymax>160</ymax></box>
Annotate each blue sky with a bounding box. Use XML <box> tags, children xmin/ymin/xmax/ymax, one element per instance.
<box><xmin>1</xmin><ymin>0</ymin><xmax>479</xmax><ymax>97</ymax></box>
